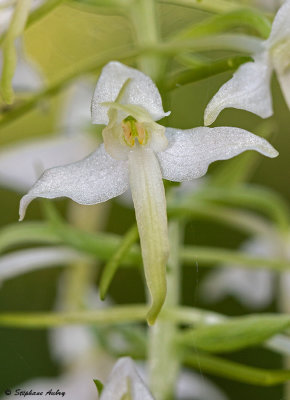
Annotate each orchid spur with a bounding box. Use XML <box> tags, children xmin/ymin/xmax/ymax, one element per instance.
<box><xmin>19</xmin><ymin>61</ymin><xmax>278</xmax><ymax>324</ymax></box>
<box><xmin>204</xmin><ymin>0</ymin><xmax>290</xmax><ymax>125</ymax></box>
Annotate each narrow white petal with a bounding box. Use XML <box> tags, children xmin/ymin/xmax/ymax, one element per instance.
<box><xmin>100</xmin><ymin>357</ymin><xmax>154</xmax><ymax>400</ymax></box>
<box><xmin>128</xmin><ymin>147</ymin><xmax>169</xmax><ymax>325</ymax></box>
<box><xmin>158</xmin><ymin>127</ymin><xmax>278</xmax><ymax>182</ymax></box>
<box><xmin>0</xmin><ymin>134</ymin><xmax>96</xmax><ymax>192</ymax></box>
<box><xmin>0</xmin><ymin>247</ymin><xmax>85</xmax><ymax>282</ymax></box>
<box><xmin>204</xmin><ymin>53</ymin><xmax>273</xmax><ymax>125</ymax></box>
<box><xmin>19</xmin><ymin>144</ymin><xmax>129</xmax><ymax>220</ymax></box>
<box><xmin>91</xmin><ymin>61</ymin><xmax>170</xmax><ymax>125</ymax></box>
<box><xmin>265</xmin><ymin>0</ymin><xmax>290</xmax><ymax>48</ymax></box>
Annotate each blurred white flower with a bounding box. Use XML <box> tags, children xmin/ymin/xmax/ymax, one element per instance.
<box><xmin>200</xmin><ymin>236</ymin><xmax>278</xmax><ymax>308</ymax></box>
<box><xmin>100</xmin><ymin>357</ymin><xmax>154</xmax><ymax>400</ymax></box>
<box><xmin>19</xmin><ymin>61</ymin><xmax>278</xmax><ymax>324</ymax></box>
<box><xmin>0</xmin><ymin>80</ymin><xmax>96</xmax><ymax>191</ymax></box>
<box><xmin>204</xmin><ymin>0</ymin><xmax>290</xmax><ymax>125</ymax></box>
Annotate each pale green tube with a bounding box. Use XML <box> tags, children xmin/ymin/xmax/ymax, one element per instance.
<box><xmin>128</xmin><ymin>146</ymin><xmax>169</xmax><ymax>325</ymax></box>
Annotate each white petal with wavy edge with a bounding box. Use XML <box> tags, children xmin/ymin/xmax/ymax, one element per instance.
<box><xmin>91</xmin><ymin>61</ymin><xmax>170</xmax><ymax>125</ymax></box>
<box><xmin>100</xmin><ymin>357</ymin><xmax>154</xmax><ymax>400</ymax></box>
<box><xmin>204</xmin><ymin>53</ymin><xmax>273</xmax><ymax>125</ymax></box>
<box><xmin>19</xmin><ymin>144</ymin><xmax>129</xmax><ymax>220</ymax></box>
<box><xmin>128</xmin><ymin>147</ymin><xmax>169</xmax><ymax>325</ymax></box>
<box><xmin>265</xmin><ymin>0</ymin><xmax>290</xmax><ymax>48</ymax></box>
<box><xmin>157</xmin><ymin>127</ymin><xmax>278</xmax><ymax>182</ymax></box>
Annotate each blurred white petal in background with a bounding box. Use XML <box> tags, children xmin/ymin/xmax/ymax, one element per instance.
<box><xmin>200</xmin><ymin>237</ymin><xmax>276</xmax><ymax>308</ymax></box>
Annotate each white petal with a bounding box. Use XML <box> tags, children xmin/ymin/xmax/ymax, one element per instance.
<box><xmin>0</xmin><ymin>134</ymin><xmax>96</xmax><ymax>192</ymax></box>
<box><xmin>128</xmin><ymin>147</ymin><xmax>169</xmax><ymax>325</ymax></box>
<box><xmin>19</xmin><ymin>144</ymin><xmax>129</xmax><ymax>220</ymax></box>
<box><xmin>100</xmin><ymin>357</ymin><xmax>154</xmax><ymax>400</ymax></box>
<box><xmin>265</xmin><ymin>0</ymin><xmax>290</xmax><ymax>48</ymax></box>
<box><xmin>158</xmin><ymin>127</ymin><xmax>278</xmax><ymax>182</ymax></box>
<box><xmin>0</xmin><ymin>247</ymin><xmax>85</xmax><ymax>282</ymax></box>
<box><xmin>91</xmin><ymin>61</ymin><xmax>170</xmax><ymax>125</ymax></box>
<box><xmin>204</xmin><ymin>53</ymin><xmax>273</xmax><ymax>125</ymax></box>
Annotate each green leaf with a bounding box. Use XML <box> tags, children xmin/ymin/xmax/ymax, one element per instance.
<box><xmin>184</xmin><ymin>352</ymin><xmax>290</xmax><ymax>386</ymax></box>
<box><xmin>178</xmin><ymin>314</ymin><xmax>290</xmax><ymax>353</ymax></box>
<box><xmin>93</xmin><ymin>379</ymin><xmax>104</xmax><ymax>396</ymax></box>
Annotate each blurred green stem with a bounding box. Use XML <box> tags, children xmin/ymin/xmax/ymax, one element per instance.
<box><xmin>60</xmin><ymin>203</ymin><xmax>109</xmax><ymax>311</ymax></box>
<box><xmin>174</xmin><ymin>9</ymin><xmax>271</xmax><ymax>40</ymax></box>
<box><xmin>0</xmin><ymin>0</ymin><xmax>31</xmax><ymax>104</ymax></box>
<box><xmin>129</xmin><ymin>0</ymin><xmax>164</xmax><ymax>82</ymax></box>
<box><xmin>148</xmin><ymin>220</ymin><xmax>182</xmax><ymax>400</ymax></box>
<box><xmin>99</xmin><ymin>224</ymin><xmax>139</xmax><ymax>300</ymax></box>
<box><xmin>158</xmin><ymin>0</ymin><xmax>254</xmax><ymax>13</ymax></box>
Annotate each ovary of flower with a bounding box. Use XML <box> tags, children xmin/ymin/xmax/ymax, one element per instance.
<box><xmin>204</xmin><ymin>0</ymin><xmax>290</xmax><ymax>125</ymax></box>
<box><xmin>19</xmin><ymin>61</ymin><xmax>278</xmax><ymax>325</ymax></box>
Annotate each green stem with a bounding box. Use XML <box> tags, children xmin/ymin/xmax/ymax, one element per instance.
<box><xmin>2</xmin><ymin>222</ymin><xmax>288</xmax><ymax>271</ymax></box>
<box><xmin>180</xmin><ymin>246</ymin><xmax>290</xmax><ymax>271</ymax></box>
<box><xmin>174</xmin><ymin>9</ymin><xmax>271</xmax><ymax>40</ymax></box>
<box><xmin>158</xmin><ymin>0</ymin><xmax>256</xmax><ymax>13</ymax></box>
<box><xmin>184</xmin><ymin>352</ymin><xmax>290</xmax><ymax>386</ymax></box>
<box><xmin>129</xmin><ymin>0</ymin><xmax>163</xmax><ymax>82</ymax></box>
<box><xmin>168</xmin><ymin>202</ymin><xmax>274</xmax><ymax>236</ymax></box>
<box><xmin>192</xmin><ymin>186</ymin><xmax>290</xmax><ymax>233</ymax></box>
<box><xmin>0</xmin><ymin>305</ymin><xmax>220</xmax><ymax>328</ymax></box>
<box><xmin>0</xmin><ymin>0</ymin><xmax>32</xmax><ymax>104</ymax></box>
<box><xmin>148</xmin><ymin>220</ymin><xmax>182</xmax><ymax>400</ymax></box>
<box><xmin>153</xmin><ymin>34</ymin><xmax>263</xmax><ymax>55</ymax></box>
<box><xmin>0</xmin><ymin>306</ymin><xmax>148</xmax><ymax>328</ymax></box>
<box><xmin>166</xmin><ymin>55</ymin><xmax>251</xmax><ymax>90</ymax></box>
<box><xmin>99</xmin><ymin>224</ymin><xmax>139</xmax><ymax>300</ymax></box>
<box><xmin>60</xmin><ymin>203</ymin><xmax>108</xmax><ymax>311</ymax></box>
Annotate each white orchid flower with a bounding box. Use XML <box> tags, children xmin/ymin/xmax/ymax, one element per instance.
<box><xmin>99</xmin><ymin>357</ymin><xmax>154</xmax><ymax>400</ymax></box>
<box><xmin>204</xmin><ymin>0</ymin><xmax>290</xmax><ymax>125</ymax></box>
<box><xmin>19</xmin><ymin>61</ymin><xmax>278</xmax><ymax>324</ymax></box>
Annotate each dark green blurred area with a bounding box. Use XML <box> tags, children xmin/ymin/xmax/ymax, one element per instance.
<box><xmin>0</xmin><ymin>3</ymin><xmax>289</xmax><ymax>399</ymax></box>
